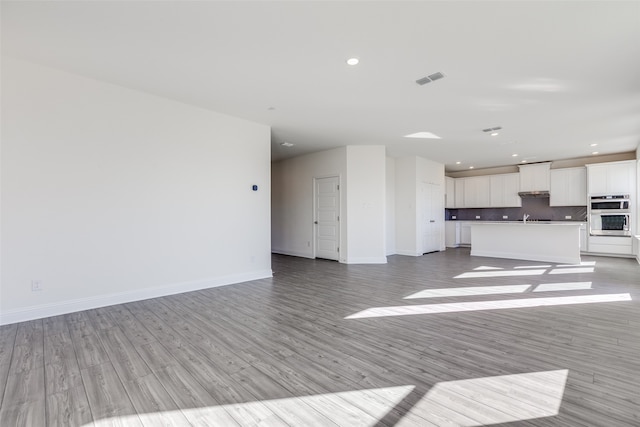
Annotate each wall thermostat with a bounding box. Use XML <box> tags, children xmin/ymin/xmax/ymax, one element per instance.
<box><xmin>252</xmin><ymin>185</ymin><xmax>258</xmax><ymax>191</ymax></box>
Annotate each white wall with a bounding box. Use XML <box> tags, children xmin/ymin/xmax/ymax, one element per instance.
<box><xmin>417</xmin><ymin>156</ymin><xmax>446</xmax><ymax>251</ymax></box>
<box><xmin>271</xmin><ymin>145</ymin><xmax>387</xmax><ymax>264</ymax></box>
<box><xmin>394</xmin><ymin>156</ymin><xmax>446</xmax><ymax>255</ymax></box>
<box><xmin>345</xmin><ymin>146</ymin><xmax>386</xmax><ymax>264</ymax></box>
<box><xmin>385</xmin><ymin>157</ymin><xmax>396</xmax><ymax>255</ymax></box>
<box><xmin>395</xmin><ymin>157</ymin><xmax>418</xmax><ymax>255</ymax></box>
<box><xmin>1</xmin><ymin>58</ymin><xmax>272</xmax><ymax>324</ymax></box>
<box><xmin>637</xmin><ymin>145</ymin><xmax>640</xmax><ymax>243</ymax></box>
<box><xmin>271</xmin><ymin>147</ymin><xmax>347</xmax><ymax>259</ymax></box>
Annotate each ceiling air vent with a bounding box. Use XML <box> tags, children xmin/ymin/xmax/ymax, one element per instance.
<box><xmin>428</xmin><ymin>72</ymin><xmax>444</xmax><ymax>82</ymax></box>
<box><xmin>482</xmin><ymin>126</ymin><xmax>502</xmax><ymax>132</ymax></box>
<box><xmin>416</xmin><ymin>72</ymin><xmax>445</xmax><ymax>85</ymax></box>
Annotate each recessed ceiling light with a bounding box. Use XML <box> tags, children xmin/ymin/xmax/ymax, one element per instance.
<box><xmin>280</xmin><ymin>141</ymin><xmax>294</xmax><ymax>147</ymax></box>
<box><xmin>521</xmin><ymin>160</ymin><xmax>528</xmax><ymax>163</ymax></box>
<box><xmin>346</xmin><ymin>58</ymin><xmax>359</xmax><ymax>65</ymax></box>
<box><xmin>591</xmin><ymin>151</ymin><xmax>599</xmax><ymax>155</ymax></box>
<box><xmin>590</xmin><ymin>143</ymin><xmax>598</xmax><ymax>147</ymax></box>
<box><xmin>469</xmin><ymin>166</ymin><xmax>474</xmax><ymax>169</ymax></box>
<box><xmin>491</xmin><ymin>132</ymin><xmax>499</xmax><ymax>136</ymax></box>
<box><xmin>512</xmin><ymin>154</ymin><xmax>518</xmax><ymax>157</ymax></box>
<box><xmin>455</xmin><ymin>161</ymin><xmax>461</xmax><ymax>165</ymax></box>
<box><xmin>404</xmin><ymin>132</ymin><xmax>441</xmax><ymax>139</ymax></box>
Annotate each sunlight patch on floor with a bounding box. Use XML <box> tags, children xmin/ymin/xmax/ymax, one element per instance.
<box><xmin>400</xmin><ymin>370</ymin><xmax>569</xmax><ymax>426</ymax></box>
<box><xmin>556</xmin><ymin>261</ymin><xmax>597</xmax><ymax>267</ymax></box>
<box><xmin>455</xmin><ymin>269</ymin><xmax>546</xmax><ymax>279</ymax></box>
<box><xmin>514</xmin><ymin>264</ymin><xmax>552</xmax><ymax>269</ymax></box>
<box><xmin>548</xmin><ymin>267</ymin><xmax>594</xmax><ymax>275</ymax></box>
<box><xmin>405</xmin><ymin>285</ymin><xmax>532</xmax><ymax>299</ymax></box>
<box><xmin>473</xmin><ymin>265</ymin><xmax>504</xmax><ymax>271</ymax></box>
<box><xmin>534</xmin><ymin>282</ymin><xmax>593</xmax><ymax>292</ymax></box>
<box><xmin>345</xmin><ymin>294</ymin><xmax>632</xmax><ymax>319</ymax></box>
<box><xmin>92</xmin><ymin>385</ymin><xmax>416</xmax><ymax>427</ymax></box>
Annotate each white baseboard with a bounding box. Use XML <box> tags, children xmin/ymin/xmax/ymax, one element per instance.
<box><xmin>395</xmin><ymin>250</ymin><xmax>421</xmax><ymax>257</ymax></box>
<box><xmin>344</xmin><ymin>256</ymin><xmax>388</xmax><ymax>264</ymax></box>
<box><xmin>271</xmin><ymin>249</ymin><xmax>314</xmax><ymax>259</ymax></box>
<box><xmin>0</xmin><ymin>269</ymin><xmax>273</xmax><ymax>326</ymax></box>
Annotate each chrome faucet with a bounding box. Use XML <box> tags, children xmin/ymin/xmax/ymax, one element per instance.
<box><xmin>523</xmin><ymin>213</ymin><xmax>530</xmax><ymax>223</ymax></box>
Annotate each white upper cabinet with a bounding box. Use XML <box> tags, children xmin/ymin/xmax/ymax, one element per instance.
<box><xmin>518</xmin><ymin>162</ymin><xmax>551</xmax><ymax>192</ymax></box>
<box><xmin>550</xmin><ymin>167</ymin><xmax>587</xmax><ymax>206</ymax></box>
<box><xmin>463</xmin><ymin>176</ymin><xmax>491</xmax><ymax>208</ymax></box>
<box><xmin>445</xmin><ymin>176</ymin><xmax>455</xmax><ymax>208</ymax></box>
<box><xmin>587</xmin><ymin>160</ymin><xmax>636</xmax><ymax>195</ymax></box>
<box><xmin>490</xmin><ymin>173</ymin><xmax>522</xmax><ymax>207</ymax></box>
<box><xmin>454</xmin><ymin>178</ymin><xmax>465</xmax><ymax>208</ymax></box>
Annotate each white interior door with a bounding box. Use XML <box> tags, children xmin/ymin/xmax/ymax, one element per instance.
<box><xmin>421</xmin><ymin>181</ymin><xmax>443</xmax><ymax>254</ymax></box>
<box><xmin>315</xmin><ymin>176</ymin><xmax>340</xmax><ymax>261</ymax></box>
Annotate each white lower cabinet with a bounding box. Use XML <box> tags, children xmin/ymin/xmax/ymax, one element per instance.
<box><xmin>460</xmin><ymin>222</ymin><xmax>472</xmax><ymax>245</ymax></box>
<box><xmin>588</xmin><ymin>235</ymin><xmax>633</xmax><ymax>255</ymax></box>
<box><xmin>445</xmin><ymin>221</ymin><xmax>459</xmax><ymax>247</ymax></box>
<box><xmin>580</xmin><ymin>223</ymin><xmax>587</xmax><ymax>252</ymax></box>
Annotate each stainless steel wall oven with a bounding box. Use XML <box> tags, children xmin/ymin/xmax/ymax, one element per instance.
<box><xmin>590</xmin><ymin>195</ymin><xmax>630</xmax><ymax>212</ymax></box>
<box><xmin>589</xmin><ymin>195</ymin><xmax>631</xmax><ymax>236</ymax></box>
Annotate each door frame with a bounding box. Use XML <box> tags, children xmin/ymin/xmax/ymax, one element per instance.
<box><xmin>312</xmin><ymin>174</ymin><xmax>342</xmax><ymax>261</ymax></box>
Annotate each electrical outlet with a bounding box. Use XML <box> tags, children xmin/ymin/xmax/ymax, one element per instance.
<box><xmin>503</xmin><ymin>215</ymin><xmax>508</xmax><ymax>219</ymax></box>
<box><xmin>565</xmin><ymin>215</ymin><xmax>572</xmax><ymax>220</ymax></box>
<box><xmin>31</xmin><ymin>280</ymin><xmax>43</xmax><ymax>292</ymax></box>
<box><xmin>475</xmin><ymin>215</ymin><xmax>481</xmax><ymax>219</ymax></box>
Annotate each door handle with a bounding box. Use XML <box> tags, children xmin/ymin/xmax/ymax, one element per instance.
<box><xmin>314</xmin><ymin>221</ymin><xmax>318</xmax><ymax>224</ymax></box>
<box><xmin>429</xmin><ymin>220</ymin><xmax>436</xmax><ymax>223</ymax></box>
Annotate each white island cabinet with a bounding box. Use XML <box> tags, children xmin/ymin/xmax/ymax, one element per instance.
<box><xmin>471</xmin><ymin>222</ymin><xmax>581</xmax><ymax>264</ymax></box>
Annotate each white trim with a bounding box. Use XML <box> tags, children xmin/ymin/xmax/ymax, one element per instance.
<box><xmin>312</xmin><ymin>174</ymin><xmax>341</xmax><ymax>261</ymax></box>
<box><xmin>344</xmin><ymin>257</ymin><xmax>388</xmax><ymax>264</ymax></box>
<box><xmin>0</xmin><ymin>269</ymin><xmax>273</xmax><ymax>325</ymax></box>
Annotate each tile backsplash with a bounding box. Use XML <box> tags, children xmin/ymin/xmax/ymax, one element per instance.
<box><xmin>446</xmin><ymin>198</ymin><xmax>587</xmax><ymax>221</ymax></box>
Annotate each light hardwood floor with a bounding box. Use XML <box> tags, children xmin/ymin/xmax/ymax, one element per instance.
<box><xmin>1</xmin><ymin>249</ymin><xmax>639</xmax><ymax>426</ymax></box>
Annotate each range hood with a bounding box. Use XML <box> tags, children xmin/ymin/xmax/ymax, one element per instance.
<box><xmin>518</xmin><ymin>190</ymin><xmax>550</xmax><ymax>198</ymax></box>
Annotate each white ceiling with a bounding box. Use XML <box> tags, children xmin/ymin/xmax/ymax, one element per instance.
<box><xmin>3</xmin><ymin>1</ymin><xmax>640</xmax><ymax>171</ymax></box>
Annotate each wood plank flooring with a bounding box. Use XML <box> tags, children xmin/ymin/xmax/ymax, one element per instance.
<box><xmin>1</xmin><ymin>249</ymin><xmax>639</xmax><ymax>426</ymax></box>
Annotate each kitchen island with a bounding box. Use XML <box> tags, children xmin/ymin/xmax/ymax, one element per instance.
<box><xmin>470</xmin><ymin>222</ymin><xmax>581</xmax><ymax>264</ymax></box>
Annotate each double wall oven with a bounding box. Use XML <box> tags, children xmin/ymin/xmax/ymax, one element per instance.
<box><xmin>589</xmin><ymin>195</ymin><xmax>631</xmax><ymax>236</ymax></box>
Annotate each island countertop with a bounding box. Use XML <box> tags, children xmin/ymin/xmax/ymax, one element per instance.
<box><xmin>470</xmin><ymin>222</ymin><xmax>581</xmax><ymax>264</ymax></box>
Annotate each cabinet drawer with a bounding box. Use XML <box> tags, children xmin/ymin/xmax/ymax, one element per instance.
<box><xmin>588</xmin><ymin>236</ymin><xmax>632</xmax><ymax>254</ymax></box>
